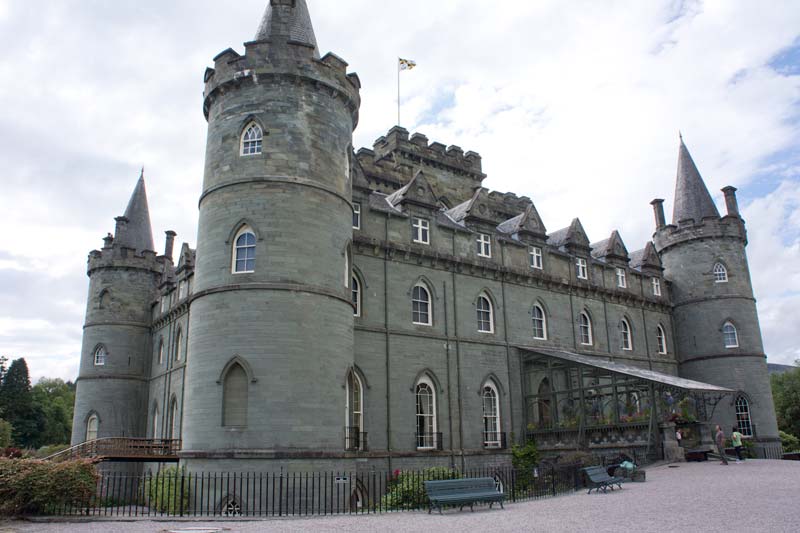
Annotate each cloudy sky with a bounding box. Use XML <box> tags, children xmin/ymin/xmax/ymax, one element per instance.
<box><xmin>0</xmin><ymin>0</ymin><xmax>798</xmax><ymax>382</ymax></box>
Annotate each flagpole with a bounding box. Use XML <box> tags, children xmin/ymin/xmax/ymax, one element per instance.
<box><xmin>397</xmin><ymin>57</ymin><xmax>401</xmax><ymax>126</ymax></box>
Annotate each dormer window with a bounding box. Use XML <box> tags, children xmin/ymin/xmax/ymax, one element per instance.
<box><xmin>576</xmin><ymin>258</ymin><xmax>588</xmax><ymax>280</ymax></box>
<box><xmin>714</xmin><ymin>263</ymin><xmax>728</xmax><ymax>283</ymax></box>
<box><xmin>477</xmin><ymin>234</ymin><xmax>492</xmax><ymax>258</ymax></box>
<box><xmin>652</xmin><ymin>278</ymin><xmax>662</xmax><ymax>297</ymax></box>
<box><xmin>412</xmin><ymin>218</ymin><xmax>430</xmax><ymax>245</ymax></box>
<box><xmin>529</xmin><ymin>247</ymin><xmax>543</xmax><ymax>270</ymax></box>
<box><xmin>240</xmin><ymin>123</ymin><xmax>263</xmax><ymax>156</ymax></box>
<box><xmin>616</xmin><ymin>268</ymin><xmax>627</xmax><ymax>288</ymax></box>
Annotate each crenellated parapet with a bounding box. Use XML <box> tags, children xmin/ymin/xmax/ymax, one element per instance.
<box><xmin>87</xmin><ymin>244</ymin><xmax>165</xmax><ymax>276</ymax></box>
<box><xmin>653</xmin><ymin>215</ymin><xmax>747</xmax><ymax>253</ymax></box>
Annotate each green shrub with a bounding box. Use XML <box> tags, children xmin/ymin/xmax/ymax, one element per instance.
<box><xmin>0</xmin><ymin>458</ymin><xmax>98</xmax><ymax>516</ymax></box>
<box><xmin>510</xmin><ymin>440</ymin><xmax>539</xmax><ymax>493</ymax></box>
<box><xmin>780</xmin><ymin>431</ymin><xmax>800</xmax><ymax>452</ymax></box>
<box><xmin>380</xmin><ymin>467</ymin><xmax>459</xmax><ymax>510</ymax></box>
<box><xmin>144</xmin><ymin>466</ymin><xmax>189</xmax><ymax>514</ymax></box>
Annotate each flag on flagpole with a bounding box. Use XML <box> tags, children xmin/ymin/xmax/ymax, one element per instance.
<box><xmin>399</xmin><ymin>58</ymin><xmax>417</xmax><ymax>71</ymax></box>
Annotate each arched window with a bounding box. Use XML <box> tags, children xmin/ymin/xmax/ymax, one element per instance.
<box><xmin>482</xmin><ymin>382</ymin><xmax>501</xmax><ymax>448</ymax></box>
<box><xmin>579</xmin><ymin>312</ymin><xmax>593</xmax><ymax>346</ymax></box>
<box><xmin>152</xmin><ymin>405</ymin><xmax>160</xmax><ymax>439</ymax></box>
<box><xmin>412</xmin><ymin>283</ymin><xmax>432</xmax><ymax>325</ymax></box>
<box><xmin>232</xmin><ymin>227</ymin><xmax>256</xmax><ymax>273</ymax></box>
<box><xmin>656</xmin><ymin>325</ymin><xmax>668</xmax><ymax>355</ymax></box>
<box><xmin>240</xmin><ymin>123</ymin><xmax>263</xmax><ymax>156</ymax></box>
<box><xmin>532</xmin><ymin>304</ymin><xmax>547</xmax><ymax>340</ymax></box>
<box><xmin>157</xmin><ymin>339</ymin><xmax>164</xmax><ymax>365</ymax></box>
<box><xmin>346</xmin><ymin>371</ymin><xmax>364</xmax><ymax>450</ymax></box>
<box><xmin>223</xmin><ymin>363</ymin><xmax>248</xmax><ymax>427</ymax></box>
<box><xmin>86</xmin><ymin>414</ymin><xmax>99</xmax><ymax>442</ymax></box>
<box><xmin>415</xmin><ymin>377</ymin><xmax>438</xmax><ymax>449</ymax></box>
<box><xmin>169</xmin><ymin>397</ymin><xmax>179</xmax><ymax>440</ymax></box>
<box><xmin>723</xmin><ymin>322</ymin><xmax>739</xmax><ymax>348</ymax></box>
<box><xmin>477</xmin><ymin>294</ymin><xmax>494</xmax><ymax>333</ymax></box>
<box><xmin>94</xmin><ymin>345</ymin><xmax>107</xmax><ymax>366</ymax></box>
<box><xmin>620</xmin><ymin>319</ymin><xmax>633</xmax><ymax>351</ymax></box>
<box><xmin>713</xmin><ymin>263</ymin><xmax>728</xmax><ymax>283</ymax></box>
<box><xmin>352</xmin><ymin>276</ymin><xmax>361</xmax><ymax>317</ymax></box>
<box><xmin>174</xmin><ymin>329</ymin><xmax>183</xmax><ymax>362</ymax></box>
<box><xmin>735</xmin><ymin>396</ymin><xmax>753</xmax><ymax>437</ymax></box>
<box><xmin>98</xmin><ymin>289</ymin><xmax>110</xmax><ymax>309</ymax></box>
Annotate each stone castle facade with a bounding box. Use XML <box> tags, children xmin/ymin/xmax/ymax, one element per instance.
<box><xmin>71</xmin><ymin>1</ymin><xmax>781</xmax><ymax>471</ymax></box>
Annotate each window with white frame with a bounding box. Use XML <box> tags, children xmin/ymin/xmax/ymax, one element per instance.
<box><xmin>735</xmin><ymin>396</ymin><xmax>753</xmax><ymax>437</ymax></box>
<box><xmin>352</xmin><ymin>276</ymin><xmax>361</xmax><ymax>317</ymax></box>
<box><xmin>477</xmin><ymin>233</ymin><xmax>492</xmax><ymax>258</ymax></box>
<box><xmin>174</xmin><ymin>329</ymin><xmax>183</xmax><ymax>362</ymax></box>
<box><xmin>482</xmin><ymin>383</ymin><xmax>501</xmax><ymax>448</ymax></box>
<box><xmin>714</xmin><ymin>263</ymin><xmax>728</xmax><ymax>283</ymax></box>
<box><xmin>346</xmin><ymin>371</ymin><xmax>364</xmax><ymax>450</ymax></box>
<box><xmin>620</xmin><ymin>319</ymin><xmax>633</xmax><ymax>351</ymax></box>
<box><xmin>532</xmin><ymin>304</ymin><xmax>547</xmax><ymax>340</ymax></box>
<box><xmin>94</xmin><ymin>345</ymin><xmax>107</xmax><ymax>366</ymax></box>
<box><xmin>240</xmin><ymin>123</ymin><xmax>263</xmax><ymax>156</ymax></box>
<box><xmin>412</xmin><ymin>217</ymin><xmax>430</xmax><ymax>244</ymax></box>
<box><xmin>723</xmin><ymin>322</ymin><xmax>739</xmax><ymax>348</ymax></box>
<box><xmin>657</xmin><ymin>325</ymin><xmax>667</xmax><ymax>354</ymax></box>
<box><xmin>86</xmin><ymin>414</ymin><xmax>99</xmax><ymax>442</ymax></box>
<box><xmin>233</xmin><ymin>227</ymin><xmax>256</xmax><ymax>273</ymax></box>
<box><xmin>579</xmin><ymin>312</ymin><xmax>593</xmax><ymax>345</ymax></box>
<box><xmin>652</xmin><ymin>277</ymin><xmax>662</xmax><ymax>297</ymax></box>
<box><xmin>477</xmin><ymin>294</ymin><xmax>494</xmax><ymax>333</ymax></box>
<box><xmin>352</xmin><ymin>203</ymin><xmax>361</xmax><ymax>229</ymax></box>
<box><xmin>576</xmin><ymin>258</ymin><xmax>588</xmax><ymax>280</ymax></box>
<box><xmin>616</xmin><ymin>268</ymin><xmax>627</xmax><ymax>288</ymax></box>
<box><xmin>529</xmin><ymin>247</ymin><xmax>543</xmax><ymax>270</ymax></box>
<box><xmin>412</xmin><ymin>284</ymin><xmax>432</xmax><ymax>325</ymax></box>
<box><xmin>415</xmin><ymin>377</ymin><xmax>437</xmax><ymax>449</ymax></box>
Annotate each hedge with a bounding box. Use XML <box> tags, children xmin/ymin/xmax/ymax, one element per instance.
<box><xmin>0</xmin><ymin>458</ymin><xmax>98</xmax><ymax>516</ymax></box>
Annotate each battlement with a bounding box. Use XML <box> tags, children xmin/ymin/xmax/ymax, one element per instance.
<box><xmin>87</xmin><ymin>243</ymin><xmax>165</xmax><ymax>276</ymax></box>
<box><xmin>371</xmin><ymin>127</ymin><xmax>485</xmax><ymax>180</ymax></box>
<box><xmin>654</xmin><ymin>214</ymin><xmax>747</xmax><ymax>252</ymax></box>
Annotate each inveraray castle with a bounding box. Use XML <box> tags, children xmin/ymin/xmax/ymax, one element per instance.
<box><xmin>71</xmin><ymin>1</ymin><xmax>782</xmax><ymax>472</ymax></box>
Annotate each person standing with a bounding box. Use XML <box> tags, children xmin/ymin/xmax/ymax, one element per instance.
<box><xmin>715</xmin><ymin>425</ymin><xmax>729</xmax><ymax>465</ymax></box>
<box><xmin>731</xmin><ymin>427</ymin><xmax>745</xmax><ymax>463</ymax></box>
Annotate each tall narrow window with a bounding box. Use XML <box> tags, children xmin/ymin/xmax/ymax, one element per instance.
<box><xmin>352</xmin><ymin>276</ymin><xmax>361</xmax><ymax>317</ymax></box>
<box><xmin>735</xmin><ymin>396</ymin><xmax>753</xmax><ymax>437</ymax></box>
<box><xmin>412</xmin><ymin>284</ymin><xmax>432</xmax><ymax>326</ymax></box>
<box><xmin>652</xmin><ymin>278</ymin><xmax>662</xmax><ymax>297</ymax></box>
<box><xmin>94</xmin><ymin>345</ymin><xmax>107</xmax><ymax>366</ymax></box>
<box><xmin>482</xmin><ymin>383</ymin><xmax>501</xmax><ymax>448</ymax></box>
<box><xmin>579</xmin><ymin>312</ymin><xmax>593</xmax><ymax>346</ymax></box>
<box><xmin>233</xmin><ymin>228</ymin><xmax>256</xmax><ymax>273</ymax></box>
<box><xmin>714</xmin><ymin>263</ymin><xmax>728</xmax><ymax>283</ymax></box>
<box><xmin>415</xmin><ymin>378</ymin><xmax>437</xmax><ymax>449</ymax></box>
<box><xmin>412</xmin><ymin>218</ymin><xmax>430</xmax><ymax>244</ymax></box>
<box><xmin>477</xmin><ymin>294</ymin><xmax>494</xmax><ymax>333</ymax></box>
<box><xmin>174</xmin><ymin>329</ymin><xmax>183</xmax><ymax>362</ymax></box>
<box><xmin>529</xmin><ymin>247</ymin><xmax>543</xmax><ymax>270</ymax></box>
<box><xmin>656</xmin><ymin>325</ymin><xmax>667</xmax><ymax>354</ymax></box>
<box><xmin>723</xmin><ymin>322</ymin><xmax>739</xmax><ymax>348</ymax></box>
<box><xmin>620</xmin><ymin>319</ymin><xmax>633</xmax><ymax>351</ymax></box>
<box><xmin>532</xmin><ymin>304</ymin><xmax>547</xmax><ymax>340</ymax></box>
<box><xmin>352</xmin><ymin>203</ymin><xmax>361</xmax><ymax>229</ymax></box>
<box><xmin>616</xmin><ymin>268</ymin><xmax>627</xmax><ymax>288</ymax></box>
<box><xmin>346</xmin><ymin>371</ymin><xmax>364</xmax><ymax>450</ymax></box>
<box><xmin>477</xmin><ymin>233</ymin><xmax>492</xmax><ymax>258</ymax></box>
<box><xmin>576</xmin><ymin>258</ymin><xmax>588</xmax><ymax>280</ymax></box>
<box><xmin>169</xmin><ymin>398</ymin><xmax>179</xmax><ymax>440</ymax></box>
<box><xmin>223</xmin><ymin>363</ymin><xmax>248</xmax><ymax>427</ymax></box>
<box><xmin>152</xmin><ymin>406</ymin><xmax>159</xmax><ymax>439</ymax></box>
<box><xmin>86</xmin><ymin>415</ymin><xmax>99</xmax><ymax>442</ymax></box>
<box><xmin>240</xmin><ymin>123</ymin><xmax>263</xmax><ymax>156</ymax></box>
<box><xmin>157</xmin><ymin>339</ymin><xmax>164</xmax><ymax>365</ymax></box>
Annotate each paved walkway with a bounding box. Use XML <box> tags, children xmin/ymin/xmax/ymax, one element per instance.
<box><xmin>2</xmin><ymin>460</ymin><xmax>799</xmax><ymax>532</ymax></box>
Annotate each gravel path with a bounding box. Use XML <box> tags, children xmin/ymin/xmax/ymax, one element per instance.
<box><xmin>3</xmin><ymin>460</ymin><xmax>799</xmax><ymax>533</ymax></box>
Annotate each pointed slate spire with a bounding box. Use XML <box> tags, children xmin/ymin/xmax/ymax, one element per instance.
<box><xmin>672</xmin><ymin>137</ymin><xmax>720</xmax><ymax>224</ymax></box>
<box><xmin>118</xmin><ymin>170</ymin><xmax>155</xmax><ymax>253</ymax></box>
<box><xmin>255</xmin><ymin>0</ymin><xmax>319</xmax><ymax>57</ymax></box>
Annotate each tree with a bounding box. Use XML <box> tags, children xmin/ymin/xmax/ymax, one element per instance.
<box><xmin>31</xmin><ymin>378</ymin><xmax>75</xmax><ymax>446</ymax></box>
<box><xmin>771</xmin><ymin>366</ymin><xmax>800</xmax><ymax>439</ymax></box>
<box><xmin>0</xmin><ymin>359</ymin><xmax>45</xmax><ymax>448</ymax></box>
<box><xmin>0</xmin><ymin>418</ymin><xmax>11</xmax><ymax>448</ymax></box>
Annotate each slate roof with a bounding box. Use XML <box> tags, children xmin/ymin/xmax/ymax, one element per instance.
<box><xmin>672</xmin><ymin>138</ymin><xmax>720</xmax><ymax>224</ymax></box>
<box><xmin>118</xmin><ymin>172</ymin><xmax>155</xmax><ymax>253</ymax></box>
<box><xmin>255</xmin><ymin>0</ymin><xmax>319</xmax><ymax>57</ymax></box>
<box><xmin>590</xmin><ymin>237</ymin><xmax>611</xmax><ymax>259</ymax></box>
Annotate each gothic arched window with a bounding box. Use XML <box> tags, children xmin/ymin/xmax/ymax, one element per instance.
<box><xmin>352</xmin><ymin>276</ymin><xmax>361</xmax><ymax>317</ymax></box>
<box><xmin>94</xmin><ymin>345</ymin><xmax>107</xmax><ymax>366</ymax></box>
<box><xmin>223</xmin><ymin>363</ymin><xmax>248</xmax><ymax>427</ymax></box>
<box><xmin>723</xmin><ymin>322</ymin><xmax>739</xmax><ymax>348</ymax></box>
<box><xmin>86</xmin><ymin>414</ymin><xmax>99</xmax><ymax>442</ymax></box>
<box><xmin>713</xmin><ymin>263</ymin><xmax>728</xmax><ymax>283</ymax></box>
<box><xmin>346</xmin><ymin>371</ymin><xmax>364</xmax><ymax>450</ymax></box>
<box><xmin>415</xmin><ymin>377</ymin><xmax>438</xmax><ymax>449</ymax></box>
<box><xmin>477</xmin><ymin>294</ymin><xmax>494</xmax><ymax>333</ymax></box>
<box><xmin>735</xmin><ymin>396</ymin><xmax>753</xmax><ymax>437</ymax></box>
<box><xmin>174</xmin><ymin>328</ymin><xmax>183</xmax><ymax>362</ymax></box>
<box><xmin>532</xmin><ymin>304</ymin><xmax>547</xmax><ymax>340</ymax></box>
<box><xmin>620</xmin><ymin>319</ymin><xmax>633</xmax><ymax>351</ymax></box>
<box><xmin>579</xmin><ymin>312</ymin><xmax>593</xmax><ymax>346</ymax></box>
<box><xmin>232</xmin><ymin>227</ymin><xmax>256</xmax><ymax>273</ymax></box>
<box><xmin>412</xmin><ymin>283</ymin><xmax>432</xmax><ymax>325</ymax></box>
<box><xmin>656</xmin><ymin>325</ymin><xmax>668</xmax><ymax>355</ymax></box>
<box><xmin>482</xmin><ymin>382</ymin><xmax>501</xmax><ymax>448</ymax></box>
<box><xmin>152</xmin><ymin>404</ymin><xmax>160</xmax><ymax>439</ymax></box>
<box><xmin>240</xmin><ymin>123</ymin><xmax>263</xmax><ymax>156</ymax></box>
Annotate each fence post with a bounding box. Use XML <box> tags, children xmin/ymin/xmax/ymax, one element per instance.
<box><xmin>179</xmin><ymin>471</ymin><xmax>186</xmax><ymax>517</ymax></box>
<box><xmin>279</xmin><ymin>467</ymin><xmax>284</xmax><ymax>517</ymax></box>
<box><xmin>551</xmin><ymin>465</ymin><xmax>556</xmax><ymax>496</ymax></box>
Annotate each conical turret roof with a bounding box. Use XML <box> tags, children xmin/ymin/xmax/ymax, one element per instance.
<box><xmin>672</xmin><ymin>138</ymin><xmax>720</xmax><ymax>224</ymax></box>
<box><xmin>118</xmin><ymin>171</ymin><xmax>155</xmax><ymax>253</ymax></box>
<box><xmin>255</xmin><ymin>0</ymin><xmax>319</xmax><ymax>56</ymax></box>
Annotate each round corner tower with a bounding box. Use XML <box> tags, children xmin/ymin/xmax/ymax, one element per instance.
<box><xmin>181</xmin><ymin>0</ymin><xmax>361</xmax><ymax>470</ymax></box>
<box><xmin>652</xmin><ymin>139</ymin><xmax>780</xmax><ymax>457</ymax></box>
<box><xmin>71</xmin><ymin>175</ymin><xmax>162</xmax><ymax>446</ymax></box>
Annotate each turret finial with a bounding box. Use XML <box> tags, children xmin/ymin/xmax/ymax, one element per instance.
<box><xmin>255</xmin><ymin>0</ymin><xmax>319</xmax><ymax>57</ymax></box>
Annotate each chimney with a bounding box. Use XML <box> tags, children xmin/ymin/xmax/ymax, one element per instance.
<box><xmin>114</xmin><ymin>216</ymin><xmax>129</xmax><ymax>245</ymax></box>
<box><xmin>103</xmin><ymin>233</ymin><xmax>114</xmax><ymax>248</ymax></box>
<box><xmin>651</xmin><ymin>199</ymin><xmax>666</xmax><ymax>229</ymax></box>
<box><xmin>164</xmin><ymin>231</ymin><xmax>177</xmax><ymax>259</ymax></box>
<box><xmin>722</xmin><ymin>186</ymin><xmax>740</xmax><ymax>217</ymax></box>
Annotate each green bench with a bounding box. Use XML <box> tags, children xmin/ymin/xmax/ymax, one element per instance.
<box><xmin>582</xmin><ymin>466</ymin><xmax>624</xmax><ymax>494</ymax></box>
<box><xmin>424</xmin><ymin>477</ymin><xmax>505</xmax><ymax>513</ymax></box>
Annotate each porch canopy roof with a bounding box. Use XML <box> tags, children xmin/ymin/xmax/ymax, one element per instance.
<box><xmin>521</xmin><ymin>347</ymin><xmax>733</xmax><ymax>393</ymax></box>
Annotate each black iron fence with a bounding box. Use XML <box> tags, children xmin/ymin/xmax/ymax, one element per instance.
<box><xmin>44</xmin><ymin>463</ymin><xmax>582</xmax><ymax>517</ymax></box>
